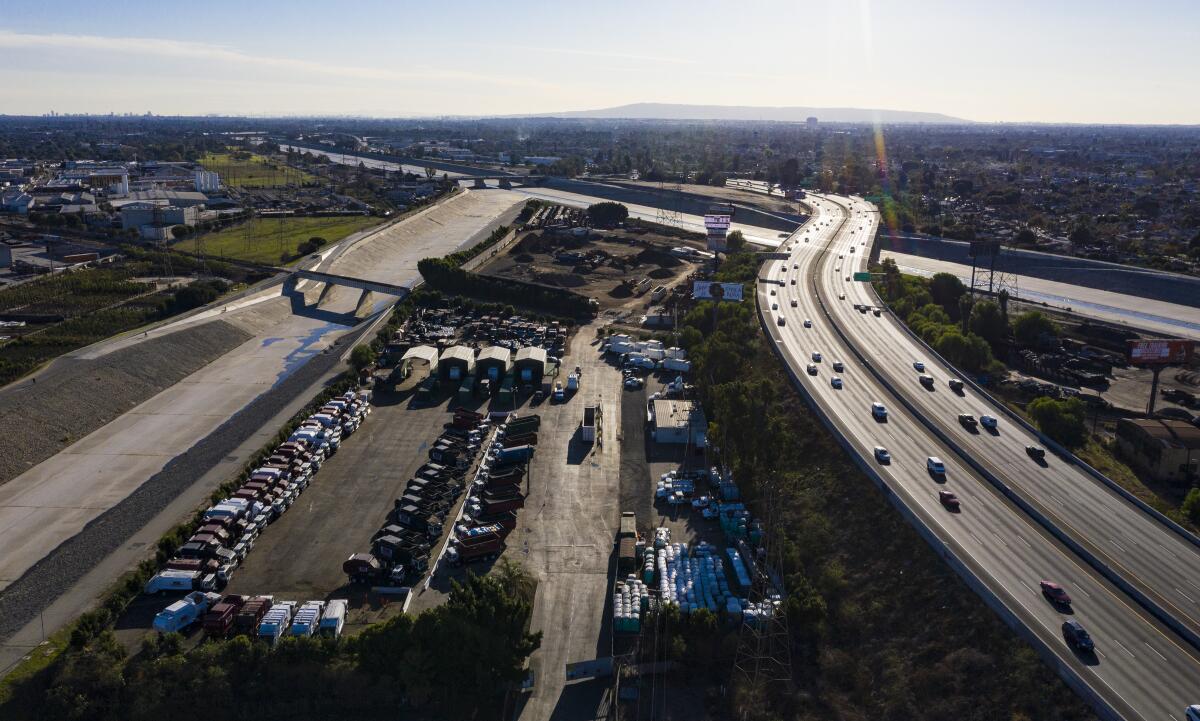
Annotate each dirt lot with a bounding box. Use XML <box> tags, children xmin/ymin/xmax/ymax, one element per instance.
<box><xmin>478</xmin><ymin>224</ymin><xmax>707</xmax><ymax>313</ymax></box>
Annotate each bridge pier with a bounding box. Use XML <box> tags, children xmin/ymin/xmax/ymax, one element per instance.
<box><xmin>354</xmin><ymin>289</ymin><xmax>375</xmax><ymax>319</ymax></box>
<box><xmin>473</xmin><ymin>178</ymin><xmax>487</xmax><ymax>189</ymax></box>
<box><xmin>316</xmin><ymin>281</ymin><xmax>337</xmax><ymax>307</ymax></box>
<box><xmin>498</xmin><ymin>178</ymin><xmax>512</xmax><ymax>190</ymax></box>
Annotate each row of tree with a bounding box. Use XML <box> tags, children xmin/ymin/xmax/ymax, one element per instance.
<box><xmin>661</xmin><ymin>252</ymin><xmax>1090</xmax><ymax>720</ymax></box>
<box><xmin>4</xmin><ymin>566</ymin><xmax>539</xmax><ymax>721</ymax></box>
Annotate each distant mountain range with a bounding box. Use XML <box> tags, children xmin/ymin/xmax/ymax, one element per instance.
<box><xmin>515</xmin><ymin>102</ymin><xmax>968</xmax><ymax>124</ymax></box>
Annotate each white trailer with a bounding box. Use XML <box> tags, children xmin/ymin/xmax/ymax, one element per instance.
<box><xmin>582</xmin><ymin>406</ymin><xmax>598</xmax><ymax>443</ymax></box>
<box><xmin>290</xmin><ymin>601</ymin><xmax>325</xmax><ymax>637</ymax></box>
<box><xmin>661</xmin><ymin>357</ymin><xmax>691</xmax><ymax>373</ymax></box>
<box><xmin>258</xmin><ymin>601</ymin><xmax>297</xmax><ymax>644</ymax></box>
<box><xmin>152</xmin><ymin>591</ymin><xmax>220</xmax><ymax>633</ymax></box>
<box><xmin>145</xmin><ymin>570</ymin><xmax>201</xmax><ymax>595</ymax></box>
<box><xmin>319</xmin><ymin>599</ymin><xmax>348</xmax><ymax>639</ymax></box>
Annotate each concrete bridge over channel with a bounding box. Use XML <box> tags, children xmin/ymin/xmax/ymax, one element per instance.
<box><xmin>285</xmin><ymin>268</ymin><xmax>410</xmax><ymax>319</ymax></box>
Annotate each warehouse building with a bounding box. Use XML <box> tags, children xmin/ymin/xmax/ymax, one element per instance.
<box><xmin>1115</xmin><ymin>418</ymin><xmax>1200</xmax><ymax>484</ymax></box>
<box><xmin>438</xmin><ymin>345</ymin><xmax>475</xmax><ymax>382</ymax></box>
<box><xmin>652</xmin><ymin>399</ymin><xmax>707</xmax><ymax>447</ymax></box>
<box><xmin>513</xmin><ymin>346</ymin><xmax>547</xmax><ymax>386</ymax></box>
<box><xmin>476</xmin><ymin>346</ymin><xmax>512</xmax><ymax>382</ymax></box>
<box><xmin>399</xmin><ymin>345</ymin><xmax>438</xmax><ymax>382</ymax></box>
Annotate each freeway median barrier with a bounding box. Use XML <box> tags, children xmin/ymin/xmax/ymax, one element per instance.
<box><xmin>865</xmin><ymin>275</ymin><xmax>1200</xmax><ymax>554</ymax></box>
<box><xmin>753</xmin><ymin>259</ymin><xmax>1126</xmax><ymax>721</ymax></box>
<box><xmin>820</xmin><ymin>196</ymin><xmax>1200</xmax><ymax>654</ymax></box>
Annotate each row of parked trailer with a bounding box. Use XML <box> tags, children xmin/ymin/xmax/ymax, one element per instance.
<box><xmin>145</xmin><ymin>390</ymin><xmax>371</xmax><ymax>598</ymax></box>
<box><xmin>151</xmin><ymin>591</ymin><xmax>348</xmax><ymax>643</ymax></box>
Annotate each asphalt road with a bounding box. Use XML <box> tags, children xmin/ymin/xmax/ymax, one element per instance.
<box><xmin>759</xmin><ymin>194</ymin><xmax>1200</xmax><ymax>721</ymax></box>
<box><xmin>513</xmin><ymin>324</ymin><xmax>622</xmax><ymax>721</ymax></box>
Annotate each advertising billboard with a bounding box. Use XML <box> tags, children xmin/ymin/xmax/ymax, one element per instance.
<box><xmin>1127</xmin><ymin>339</ymin><xmax>1195</xmax><ymax>366</ymax></box>
<box><xmin>704</xmin><ymin>214</ymin><xmax>732</xmax><ymax>231</ymax></box>
<box><xmin>692</xmin><ymin>281</ymin><xmax>744</xmax><ymax>302</ymax></box>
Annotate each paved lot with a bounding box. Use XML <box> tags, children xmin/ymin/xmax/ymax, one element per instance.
<box><xmin>513</xmin><ymin>323</ymin><xmax>623</xmax><ymax>721</ymax></box>
<box><xmin>219</xmin><ymin>388</ymin><xmax>458</xmax><ymax>623</ymax></box>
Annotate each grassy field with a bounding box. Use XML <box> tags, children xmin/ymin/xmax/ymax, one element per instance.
<box><xmin>180</xmin><ymin>215</ymin><xmax>383</xmax><ymax>265</ymax></box>
<box><xmin>199</xmin><ymin>150</ymin><xmax>317</xmax><ymax>188</ymax></box>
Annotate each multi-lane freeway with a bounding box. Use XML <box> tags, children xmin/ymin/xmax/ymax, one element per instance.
<box><xmin>759</xmin><ymin>194</ymin><xmax>1200</xmax><ymax>721</ymax></box>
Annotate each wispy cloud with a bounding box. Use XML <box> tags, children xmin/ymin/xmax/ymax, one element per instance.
<box><xmin>482</xmin><ymin>43</ymin><xmax>696</xmax><ymax>66</ymax></box>
<box><xmin>0</xmin><ymin>29</ymin><xmax>560</xmax><ymax>90</ymax></box>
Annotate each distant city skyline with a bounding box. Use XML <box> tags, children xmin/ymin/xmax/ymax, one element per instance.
<box><xmin>1</xmin><ymin>0</ymin><xmax>1198</xmax><ymax>124</ymax></box>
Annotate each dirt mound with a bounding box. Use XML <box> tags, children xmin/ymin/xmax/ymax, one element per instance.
<box><xmin>535</xmin><ymin>273</ymin><xmax>586</xmax><ymax>288</ymax></box>
<box><xmin>647</xmin><ymin>268</ymin><xmax>676</xmax><ymax>280</ymax></box>
<box><xmin>636</xmin><ymin>248</ymin><xmax>681</xmax><ymax>268</ymax></box>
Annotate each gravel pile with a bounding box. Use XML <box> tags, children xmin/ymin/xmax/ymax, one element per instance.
<box><xmin>0</xmin><ymin>321</ymin><xmax>373</xmax><ymax>642</ymax></box>
<box><xmin>0</xmin><ymin>321</ymin><xmax>253</xmax><ymax>486</ymax></box>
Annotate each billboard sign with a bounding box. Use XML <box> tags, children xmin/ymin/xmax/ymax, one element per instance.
<box><xmin>704</xmin><ymin>214</ymin><xmax>732</xmax><ymax>231</ymax></box>
<box><xmin>1127</xmin><ymin>339</ymin><xmax>1195</xmax><ymax>366</ymax></box>
<box><xmin>706</xmin><ymin>232</ymin><xmax>728</xmax><ymax>253</ymax></box>
<box><xmin>968</xmin><ymin>240</ymin><xmax>1001</xmax><ymax>258</ymax></box>
<box><xmin>692</xmin><ymin>281</ymin><xmax>744</xmax><ymax>302</ymax></box>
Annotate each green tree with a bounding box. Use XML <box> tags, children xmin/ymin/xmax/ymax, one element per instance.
<box><xmin>969</xmin><ymin>300</ymin><xmax>1007</xmax><ymax>352</ymax></box>
<box><xmin>349</xmin><ymin>343</ymin><xmax>375</xmax><ymax>371</ymax></box>
<box><xmin>1068</xmin><ymin>223</ymin><xmax>1094</xmax><ymax>247</ymax></box>
<box><xmin>586</xmin><ymin>202</ymin><xmax>629</xmax><ymax>227</ymax></box>
<box><xmin>725</xmin><ymin>230</ymin><xmax>746</xmax><ymax>252</ymax></box>
<box><xmin>1014</xmin><ymin>228</ymin><xmax>1038</xmax><ymax>248</ymax></box>
<box><xmin>1182</xmin><ymin>488</ymin><xmax>1200</xmax><ymax>525</ymax></box>
<box><xmin>1013</xmin><ymin>311</ymin><xmax>1056</xmax><ymax>348</ymax></box>
<box><xmin>1027</xmin><ymin>396</ymin><xmax>1088</xmax><ymax>447</ymax></box>
<box><xmin>929</xmin><ymin>272</ymin><xmax>965</xmax><ymax>314</ymax></box>
<box><xmin>934</xmin><ymin>329</ymin><xmax>994</xmax><ymax>372</ymax></box>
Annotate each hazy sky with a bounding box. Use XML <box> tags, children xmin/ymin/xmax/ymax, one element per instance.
<box><xmin>2</xmin><ymin>0</ymin><xmax>1197</xmax><ymax>123</ymax></box>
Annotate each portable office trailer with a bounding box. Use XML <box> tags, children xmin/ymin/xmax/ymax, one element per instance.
<box><xmin>320</xmin><ymin>600</ymin><xmax>347</xmax><ymax>638</ymax></box>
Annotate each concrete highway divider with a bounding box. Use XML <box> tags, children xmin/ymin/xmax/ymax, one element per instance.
<box><xmin>810</xmin><ymin>198</ymin><xmax>1200</xmax><ymax>653</ymax></box>
<box><xmin>753</xmin><ymin>265</ymin><xmax>1125</xmax><ymax>721</ymax></box>
<box><xmin>861</xmin><ymin>271</ymin><xmax>1200</xmax><ymax>554</ymax></box>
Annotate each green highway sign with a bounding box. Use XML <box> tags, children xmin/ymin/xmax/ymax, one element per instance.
<box><xmin>852</xmin><ymin>272</ymin><xmax>873</xmax><ymax>281</ymax></box>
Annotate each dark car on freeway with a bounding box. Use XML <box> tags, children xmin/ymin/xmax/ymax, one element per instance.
<box><xmin>1062</xmin><ymin>619</ymin><xmax>1094</xmax><ymax>653</ymax></box>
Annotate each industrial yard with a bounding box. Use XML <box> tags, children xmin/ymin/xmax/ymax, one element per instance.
<box><xmin>478</xmin><ymin>203</ymin><xmax>711</xmax><ymax>315</ymax></box>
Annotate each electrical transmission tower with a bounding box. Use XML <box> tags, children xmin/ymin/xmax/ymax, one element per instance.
<box><xmin>655</xmin><ymin>174</ymin><xmax>683</xmax><ymax>227</ymax></box>
<box><xmin>730</xmin><ymin>475</ymin><xmax>793</xmax><ymax>710</ymax></box>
